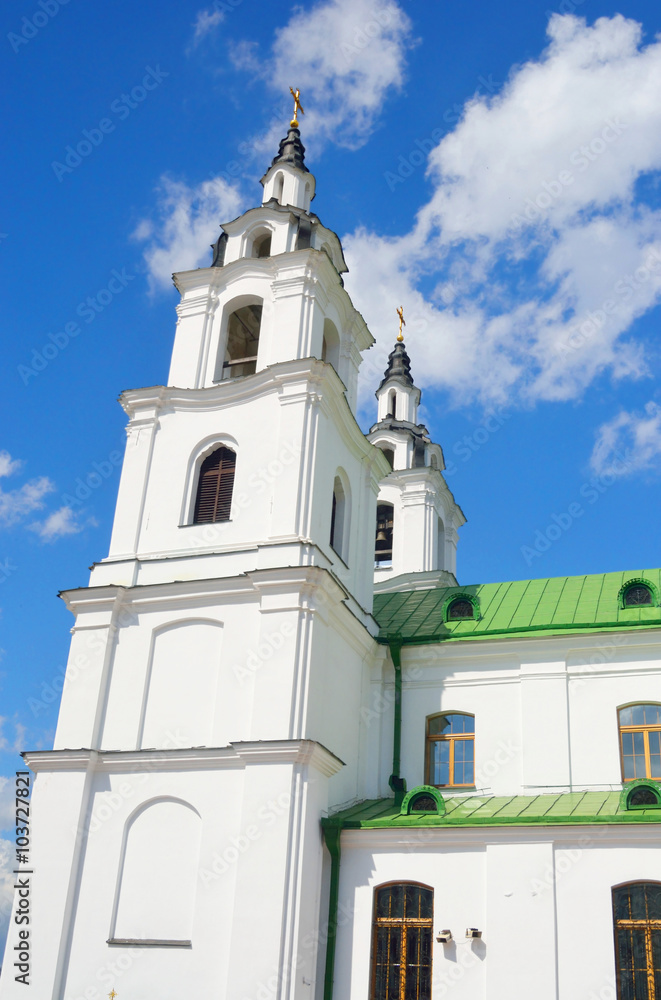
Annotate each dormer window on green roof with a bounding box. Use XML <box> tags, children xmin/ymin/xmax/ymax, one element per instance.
<box><xmin>445</xmin><ymin>595</ymin><xmax>478</xmax><ymax>622</ymax></box>
<box><xmin>621</xmin><ymin>580</ymin><xmax>656</xmax><ymax>608</ymax></box>
<box><xmin>620</xmin><ymin>780</ymin><xmax>661</xmax><ymax>811</ymax></box>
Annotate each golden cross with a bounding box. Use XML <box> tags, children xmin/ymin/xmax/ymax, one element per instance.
<box><xmin>290</xmin><ymin>87</ymin><xmax>304</xmax><ymax>128</ymax></box>
<box><xmin>396</xmin><ymin>306</ymin><xmax>406</xmax><ymax>342</ymax></box>
<box><xmin>108</xmin><ymin>991</ymin><xmax>117</xmax><ymax>1000</ymax></box>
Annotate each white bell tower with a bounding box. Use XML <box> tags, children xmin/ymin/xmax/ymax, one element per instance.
<box><xmin>369</xmin><ymin>336</ymin><xmax>466</xmax><ymax>589</ymax></box>
<box><xmin>1</xmin><ymin>121</ymin><xmax>389</xmax><ymax>1000</ymax></box>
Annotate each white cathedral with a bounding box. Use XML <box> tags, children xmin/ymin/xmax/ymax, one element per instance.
<box><xmin>2</xmin><ymin>116</ymin><xmax>661</xmax><ymax>1000</ymax></box>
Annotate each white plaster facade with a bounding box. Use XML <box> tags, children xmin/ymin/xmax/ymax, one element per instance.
<box><xmin>1</xmin><ymin>124</ymin><xmax>659</xmax><ymax>1000</ymax></box>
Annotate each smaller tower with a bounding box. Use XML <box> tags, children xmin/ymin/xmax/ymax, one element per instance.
<box><xmin>368</xmin><ymin>334</ymin><xmax>465</xmax><ymax>588</ymax></box>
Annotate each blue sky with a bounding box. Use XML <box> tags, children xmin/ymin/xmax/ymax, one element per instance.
<box><xmin>1</xmin><ymin>0</ymin><xmax>661</xmax><ymax>942</ymax></box>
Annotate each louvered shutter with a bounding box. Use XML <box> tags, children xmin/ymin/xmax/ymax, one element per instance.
<box><xmin>193</xmin><ymin>447</ymin><xmax>236</xmax><ymax>523</ymax></box>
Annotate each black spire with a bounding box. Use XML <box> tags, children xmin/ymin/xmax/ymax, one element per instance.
<box><xmin>270</xmin><ymin>126</ymin><xmax>309</xmax><ymax>174</ymax></box>
<box><xmin>378</xmin><ymin>340</ymin><xmax>414</xmax><ymax>391</ymax></box>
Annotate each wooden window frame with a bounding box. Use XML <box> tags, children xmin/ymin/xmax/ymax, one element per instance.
<box><xmin>370</xmin><ymin>881</ymin><xmax>433</xmax><ymax>1000</ymax></box>
<box><xmin>426</xmin><ymin>713</ymin><xmax>475</xmax><ymax>789</ymax></box>
<box><xmin>613</xmin><ymin>881</ymin><xmax>661</xmax><ymax>999</ymax></box>
<box><xmin>618</xmin><ymin>705</ymin><xmax>661</xmax><ymax>782</ymax></box>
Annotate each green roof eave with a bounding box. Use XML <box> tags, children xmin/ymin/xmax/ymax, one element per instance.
<box><xmin>321</xmin><ymin>792</ymin><xmax>661</xmax><ymax>831</ymax></box>
<box><xmin>376</xmin><ymin>618</ymin><xmax>661</xmax><ymax>646</ymax></box>
<box><xmin>373</xmin><ymin>569</ymin><xmax>661</xmax><ymax>646</ymax></box>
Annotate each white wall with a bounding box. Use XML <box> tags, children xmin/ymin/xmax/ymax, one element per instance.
<box><xmin>333</xmin><ymin>825</ymin><xmax>656</xmax><ymax>1000</ymax></box>
<box><xmin>369</xmin><ymin>632</ymin><xmax>661</xmax><ymax>798</ymax></box>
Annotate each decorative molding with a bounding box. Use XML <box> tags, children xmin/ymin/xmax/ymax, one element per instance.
<box><xmin>24</xmin><ymin>739</ymin><xmax>345</xmax><ymax>775</ymax></box>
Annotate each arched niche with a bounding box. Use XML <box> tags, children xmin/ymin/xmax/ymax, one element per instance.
<box><xmin>139</xmin><ymin>619</ymin><xmax>223</xmax><ymax>749</ymax></box>
<box><xmin>330</xmin><ymin>470</ymin><xmax>351</xmax><ymax>564</ymax></box>
<box><xmin>112</xmin><ymin>798</ymin><xmax>201</xmax><ymax>942</ymax></box>
<box><xmin>321</xmin><ymin>318</ymin><xmax>341</xmax><ymax>373</ymax></box>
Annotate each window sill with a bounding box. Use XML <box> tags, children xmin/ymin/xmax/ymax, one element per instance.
<box><xmin>178</xmin><ymin>520</ymin><xmax>231</xmax><ymax>528</ymax></box>
<box><xmin>430</xmin><ymin>785</ymin><xmax>476</xmax><ymax>792</ymax></box>
<box><xmin>107</xmin><ymin>938</ymin><xmax>192</xmax><ymax>948</ymax></box>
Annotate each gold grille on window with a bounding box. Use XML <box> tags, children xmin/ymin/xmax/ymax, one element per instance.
<box><xmin>371</xmin><ymin>883</ymin><xmax>433</xmax><ymax>1000</ymax></box>
<box><xmin>613</xmin><ymin>882</ymin><xmax>661</xmax><ymax>999</ymax></box>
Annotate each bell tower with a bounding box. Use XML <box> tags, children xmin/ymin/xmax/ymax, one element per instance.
<box><xmin>369</xmin><ymin>333</ymin><xmax>465</xmax><ymax>588</ymax></box>
<box><xmin>2</xmin><ymin>113</ymin><xmax>389</xmax><ymax>1000</ymax></box>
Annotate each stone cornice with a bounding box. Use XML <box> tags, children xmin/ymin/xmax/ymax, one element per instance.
<box><xmin>24</xmin><ymin>739</ymin><xmax>345</xmax><ymax>776</ymax></box>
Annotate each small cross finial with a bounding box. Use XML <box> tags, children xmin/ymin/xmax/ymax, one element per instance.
<box><xmin>108</xmin><ymin>991</ymin><xmax>117</xmax><ymax>999</ymax></box>
<box><xmin>289</xmin><ymin>87</ymin><xmax>304</xmax><ymax>128</ymax></box>
<box><xmin>396</xmin><ymin>306</ymin><xmax>406</xmax><ymax>342</ymax></box>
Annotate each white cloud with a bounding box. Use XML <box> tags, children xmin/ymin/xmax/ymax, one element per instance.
<box><xmin>132</xmin><ymin>175</ymin><xmax>244</xmax><ymax>290</ymax></box>
<box><xmin>235</xmin><ymin>0</ymin><xmax>414</xmax><ymax>153</ymax></box>
<box><xmin>28</xmin><ymin>506</ymin><xmax>91</xmax><ymax>543</ymax></box>
<box><xmin>0</xmin><ymin>453</ymin><xmax>21</xmax><ymax>479</ymax></box>
<box><xmin>0</xmin><ymin>719</ymin><xmax>28</xmax><ymax>758</ymax></box>
<box><xmin>190</xmin><ymin>7</ymin><xmax>225</xmax><ymax>47</ymax></box>
<box><xmin>341</xmin><ymin>14</ymin><xmax>661</xmax><ymax>409</ymax></box>
<box><xmin>590</xmin><ymin>402</ymin><xmax>661</xmax><ymax>477</ymax></box>
<box><xmin>0</xmin><ymin>453</ymin><xmax>53</xmax><ymax>527</ymax></box>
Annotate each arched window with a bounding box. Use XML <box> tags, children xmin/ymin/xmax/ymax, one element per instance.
<box><xmin>426</xmin><ymin>713</ymin><xmax>475</xmax><ymax>788</ymax></box>
<box><xmin>623</xmin><ymin>583</ymin><xmax>654</xmax><ymax>607</ymax></box>
<box><xmin>330</xmin><ymin>475</ymin><xmax>349</xmax><ymax>562</ymax></box>
<box><xmin>619</xmin><ymin>705</ymin><xmax>661</xmax><ymax>781</ymax></box>
<box><xmin>321</xmin><ymin>318</ymin><xmax>340</xmax><ymax>372</ymax></box>
<box><xmin>219</xmin><ymin>303</ymin><xmax>262</xmax><ymax>380</ymax></box>
<box><xmin>371</xmin><ymin>883</ymin><xmax>433</xmax><ymax>1000</ymax></box>
<box><xmin>380</xmin><ymin>448</ymin><xmax>394</xmax><ymax>470</ymax></box>
<box><xmin>274</xmin><ymin>172</ymin><xmax>284</xmax><ymax>205</ymax></box>
<box><xmin>436</xmin><ymin>516</ymin><xmax>445</xmax><ymax>571</ymax></box>
<box><xmin>612</xmin><ymin>882</ymin><xmax>661</xmax><ymax>998</ymax></box>
<box><xmin>253</xmin><ymin>233</ymin><xmax>271</xmax><ymax>258</ymax></box>
<box><xmin>375</xmin><ymin>503</ymin><xmax>394</xmax><ymax>565</ymax></box>
<box><xmin>304</xmin><ymin>181</ymin><xmax>311</xmax><ymax>211</ymax></box>
<box><xmin>388</xmin><ymin>390</ymin><xmax>397</xmax><ymax>419</ymax></box>
<box><xmin>193</xmin><ymin>447</ymin><xmax>236</xmax><ymax>523</ymax></box>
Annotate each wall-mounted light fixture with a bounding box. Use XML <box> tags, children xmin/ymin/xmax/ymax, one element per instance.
<box><xmin>436</xmin><ymin>930</ymin><xmax>452</xmax><ymax>943</ymax></box>
<box><xmin>465</xmin><ymin>928</ymin><xmax>482</xmax><ymax>939</ymax></box>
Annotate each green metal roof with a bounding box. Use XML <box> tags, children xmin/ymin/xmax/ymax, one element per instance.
<box><xmin>322</xmin><ymin>791</ymin><xmax>661</xmax><ymax>830</ymax></box>
<box><xmin>372</xmin><ymin>569</ymin><xmax>661</xmax><ymax>645</ymax></box>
